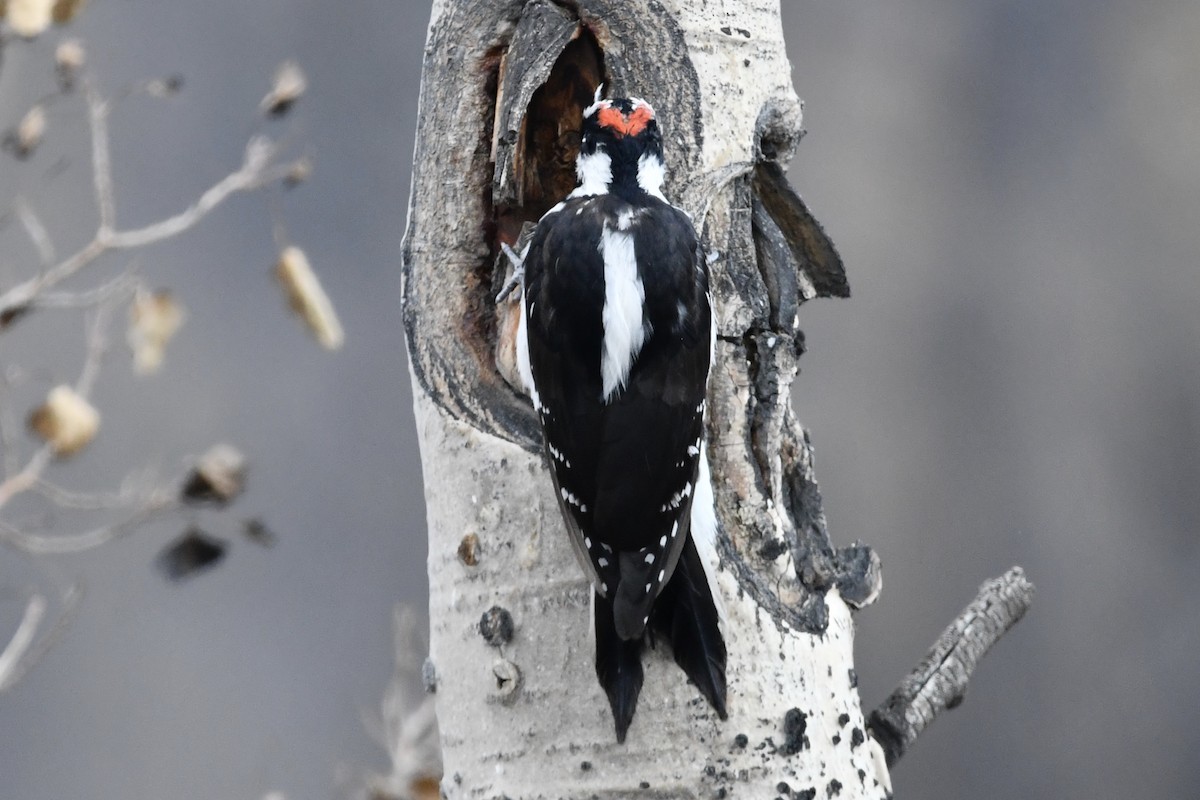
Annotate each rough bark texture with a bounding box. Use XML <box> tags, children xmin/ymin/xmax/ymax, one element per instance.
<box><xmin>868</xmin><ymin>567</ymin><xmax>1035</xmax><ymax>767</ymax></box>
<box><xmin>403</xmin><ymin>1</ymin><xmax>890</xmax><ymax>797</ymax></box>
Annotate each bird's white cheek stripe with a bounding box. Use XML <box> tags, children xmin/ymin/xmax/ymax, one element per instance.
<box><xmin>569</xmin><ymin>150</ymin><xmax>612</xmax><ymax>198</ymax></box>
<box><xmin>637</xmin><ymin>152</ymin><xmax>666</xmax><ymax>200</ymax></box>
<box><xmin>599</xmin><ymin>225</ymin><xmax>646</xmax><ymax>401</ymax></box>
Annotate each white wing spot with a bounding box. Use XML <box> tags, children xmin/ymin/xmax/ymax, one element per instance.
<box><xmin>658</xmin><ymin>569</ymin><xmax>665</xmax><ymax>582</ymax></box>
<box><xmin>644</xmin><ymin>552</ymin><xmax>655</xmax><ymax>565</ymax></box>
<box><xmin>584</xmin><ymin>537</ymin><xmax>592</xmax><ymax>549</ymax></box>
<box><xmin>687</xmin><ymin>444</ymin><xmax>700</xmax><ymax>457</ymax></box>
<box><xmin>644</xmin><ymin>583</ymin><xmax>652</xmax><ymax>593</ymax></box>
<box><xmin>659</xmin><ymin>535</ymin><xmax>667</xmax><ymax>547</ymax></box>
<box><xmin>598</xmin><ymin>557</ymin><xmax>609</xmax><ymax>567</ymax></box>
<box><xmin>671</xmin><ymin>521</ymin><xmax>679</xmax><ymax>538</ymax></box>
<box><xmin>662</xmin><ymin>481</ymin><xmax>695</xmax><ymax>512</ymax></box>
<box><xmin>561</xmin><ymin>487</ymin><xmax>585</xmax><ymax>509</ymax></box>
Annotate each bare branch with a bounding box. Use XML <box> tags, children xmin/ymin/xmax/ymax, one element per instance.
<box><xmin>1</xmin><ymin>305</ymin><xmax>182</xmax><ymax>545</ymax></box>
<box><xmin>0</xmin><ymin>449</ymin><xmax>53</xmax><ymax>510</ymax></box>
<box><xmin>103</xmin><ymin>136</ymin><xmax>289</xmax><ymax>250</ymax></box>
<box><xmin>75</xmin><ymin>295</ymin><xmax>121</xmax><ymax>398</ymax></box>
<box><xmin>85</xmin><ymin>78</ymin><xmax>117</xmax><ymax>233</ymax></box>
<box><xmin>0</xmin><ymin>294</ymin><xmax>121</xmax><ymax>510</ymax></box>
<box><xmin>0</xmin><ymin>102</ymin><xmax>297</xmax><ymax>321</ymax></box>
<box><xmin>32</xmin><ymin>270</ymin><xmax>139</xmax><ymax>310</ymax></box>
<box><xmin>0</xmin><ymin>301</ymin><xmax>171</xmax><ymax>525</ymax></box>
<box><xmin>0</xmin><ymin>584</ymin><xmax>83</xmax><ymax>692</ymax></box>
<box><xmin>0</xmin><ymin>491</ymin><xmax>178</xmax><ymax>554</ymax></box>
<box><xmin>0</xmin><ymin>240</ymin><xmax>106</xmax><ymax>321</ymax></box>
<box><xmin>32</xmin><ymin>476</ymin><xmax>149</xmax><ymax>510</ymax></box>
<box><xmin>14</xmin><ymin>198</ymin><xmax>56</xmax><ymax>267</ymax></box>
<box><xmin>867</xmin><ymin>566</ymin><xmax>1035</xmax><ymax>766</ymax></box>
<box><xmin>0</xmin><ymin>374</ymin><xmax>23</xmax><ymax>479</ymax></box>
<box><xmin>0</xmin><ymin>595</ymin><xmax>47</xmax><ymax>692</ymax></box>
<box><xmin>0</xmin><ymin>44</ymin><xmax>305</xmax><ymax>695</ymax></box>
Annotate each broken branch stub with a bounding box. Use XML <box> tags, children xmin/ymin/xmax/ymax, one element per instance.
<box><xmin>868</xmin><ymin>567</ymin><xmax>1035</xmax><ymax>765</ymax></box>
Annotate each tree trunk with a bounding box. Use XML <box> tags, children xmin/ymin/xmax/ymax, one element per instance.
<box><xmin>402</xmin><ymin>1</ymin><xmax>892</xmax><ymax>796</ymax></box>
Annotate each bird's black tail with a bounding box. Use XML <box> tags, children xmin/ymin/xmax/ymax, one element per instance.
<box><xmin>651</xmin><ymin>534</ymin><xmax>727</xmax><ymax>719</ymax></box>
<box><xmin>594</xmin><ymin>534</ymin><xmax>726</xmax><ymax>741</ymax></box>
<box><xmin>594</xmin><ymin>590</ymin><xmax>644</xmax><ymax>743</ymax></box>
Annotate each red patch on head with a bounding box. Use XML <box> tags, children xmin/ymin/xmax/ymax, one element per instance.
<box><xmin>596</xmin><ymin>104</ymin><xmax>654</xmax><ymax>138</ymax></box>
<box><xmin>625</xmin><ymin>105</ymin><xmax>654</xmax><ymax>136</ymax></box>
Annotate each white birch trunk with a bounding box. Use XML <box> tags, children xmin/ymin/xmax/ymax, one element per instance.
<box><xmin>403</xmin><ymin>1</ymin><xmax>898</xmax><ymax>797</ymax></box>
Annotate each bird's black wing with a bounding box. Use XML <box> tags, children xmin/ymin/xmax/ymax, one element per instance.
<box><xmin>522</xmin><ymin>198</ymin><xmax>612</xmax><ymax>592</ymax></box>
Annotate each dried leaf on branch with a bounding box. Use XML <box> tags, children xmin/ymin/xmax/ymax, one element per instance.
<box><xmin>261</xmin><ymin>60</ymin><xmax>307</xmax><ymax>116</ymax></box>
<box><xmin>28</xmin><ymin>385</ymin><xmax>100</xmax><ymax>457</ymax></box>
<box><xmin>127</xmin><ymin>288</ymin><xmax>185</xmax><ymax>374</ymax></box>
<box><xmin>274</xmin><ymin>245</ymin><xmax>344</xmax><ymax>350</ymax></box>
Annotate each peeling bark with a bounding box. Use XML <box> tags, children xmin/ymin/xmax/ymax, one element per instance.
<box><xmin>402</xmin><ymin>1</ymin><xmax>1026</xmax><ymax>797</ymax></box>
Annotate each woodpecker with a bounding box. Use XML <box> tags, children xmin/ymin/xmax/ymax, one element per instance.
<box><xmin>514</xmin><ymin>89</ymin><xmax>727</xmax><ymax>742</ymax></box>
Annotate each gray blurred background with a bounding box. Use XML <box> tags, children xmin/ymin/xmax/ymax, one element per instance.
<box><xmin>0</xmin><ymin>1</ymin><xmax>1196</xmax><ymax>798</ymax></box>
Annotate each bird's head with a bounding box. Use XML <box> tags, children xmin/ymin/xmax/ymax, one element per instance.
<box><xmin>574</xmin><ymin>87</ymin><xmax>665</xmax><ymax>199</ymax></box>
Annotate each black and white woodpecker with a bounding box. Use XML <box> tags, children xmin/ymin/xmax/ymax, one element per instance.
<box><xmin>512</xmin><ymin>89</ymin><xmax>727</xmax><ymax>742</ymax></box>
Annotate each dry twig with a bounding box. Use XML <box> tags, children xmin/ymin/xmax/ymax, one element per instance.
<box><xmin>867</xmin><ymin>566</ymin><xmax>1035</xmax><ymax>765</ymax></box>
<box><xmin>0</xmin><ymin>584</ymin><xmax>83</xmax><ymax>692</ymax></box>
<box><xmin>0</xmin><ymin>78</ymin><xmax>302</xmax><ymax>322</ymax></box>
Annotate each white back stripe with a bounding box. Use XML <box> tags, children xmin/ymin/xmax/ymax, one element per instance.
<box><xmin>599</xmin><ymin>224</ymin><xmax>646</xmax><ymax>400</ymax></box>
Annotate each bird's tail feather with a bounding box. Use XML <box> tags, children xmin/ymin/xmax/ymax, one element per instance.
<box><xmin>594</xmin><ymin>590</ymin><xmax>645</xmax><ymax>743</ymax></box>
<box><xmin>651</xmin><ymin>533</ymin><xmax>728</xmax><ymax>718</ymax></box>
